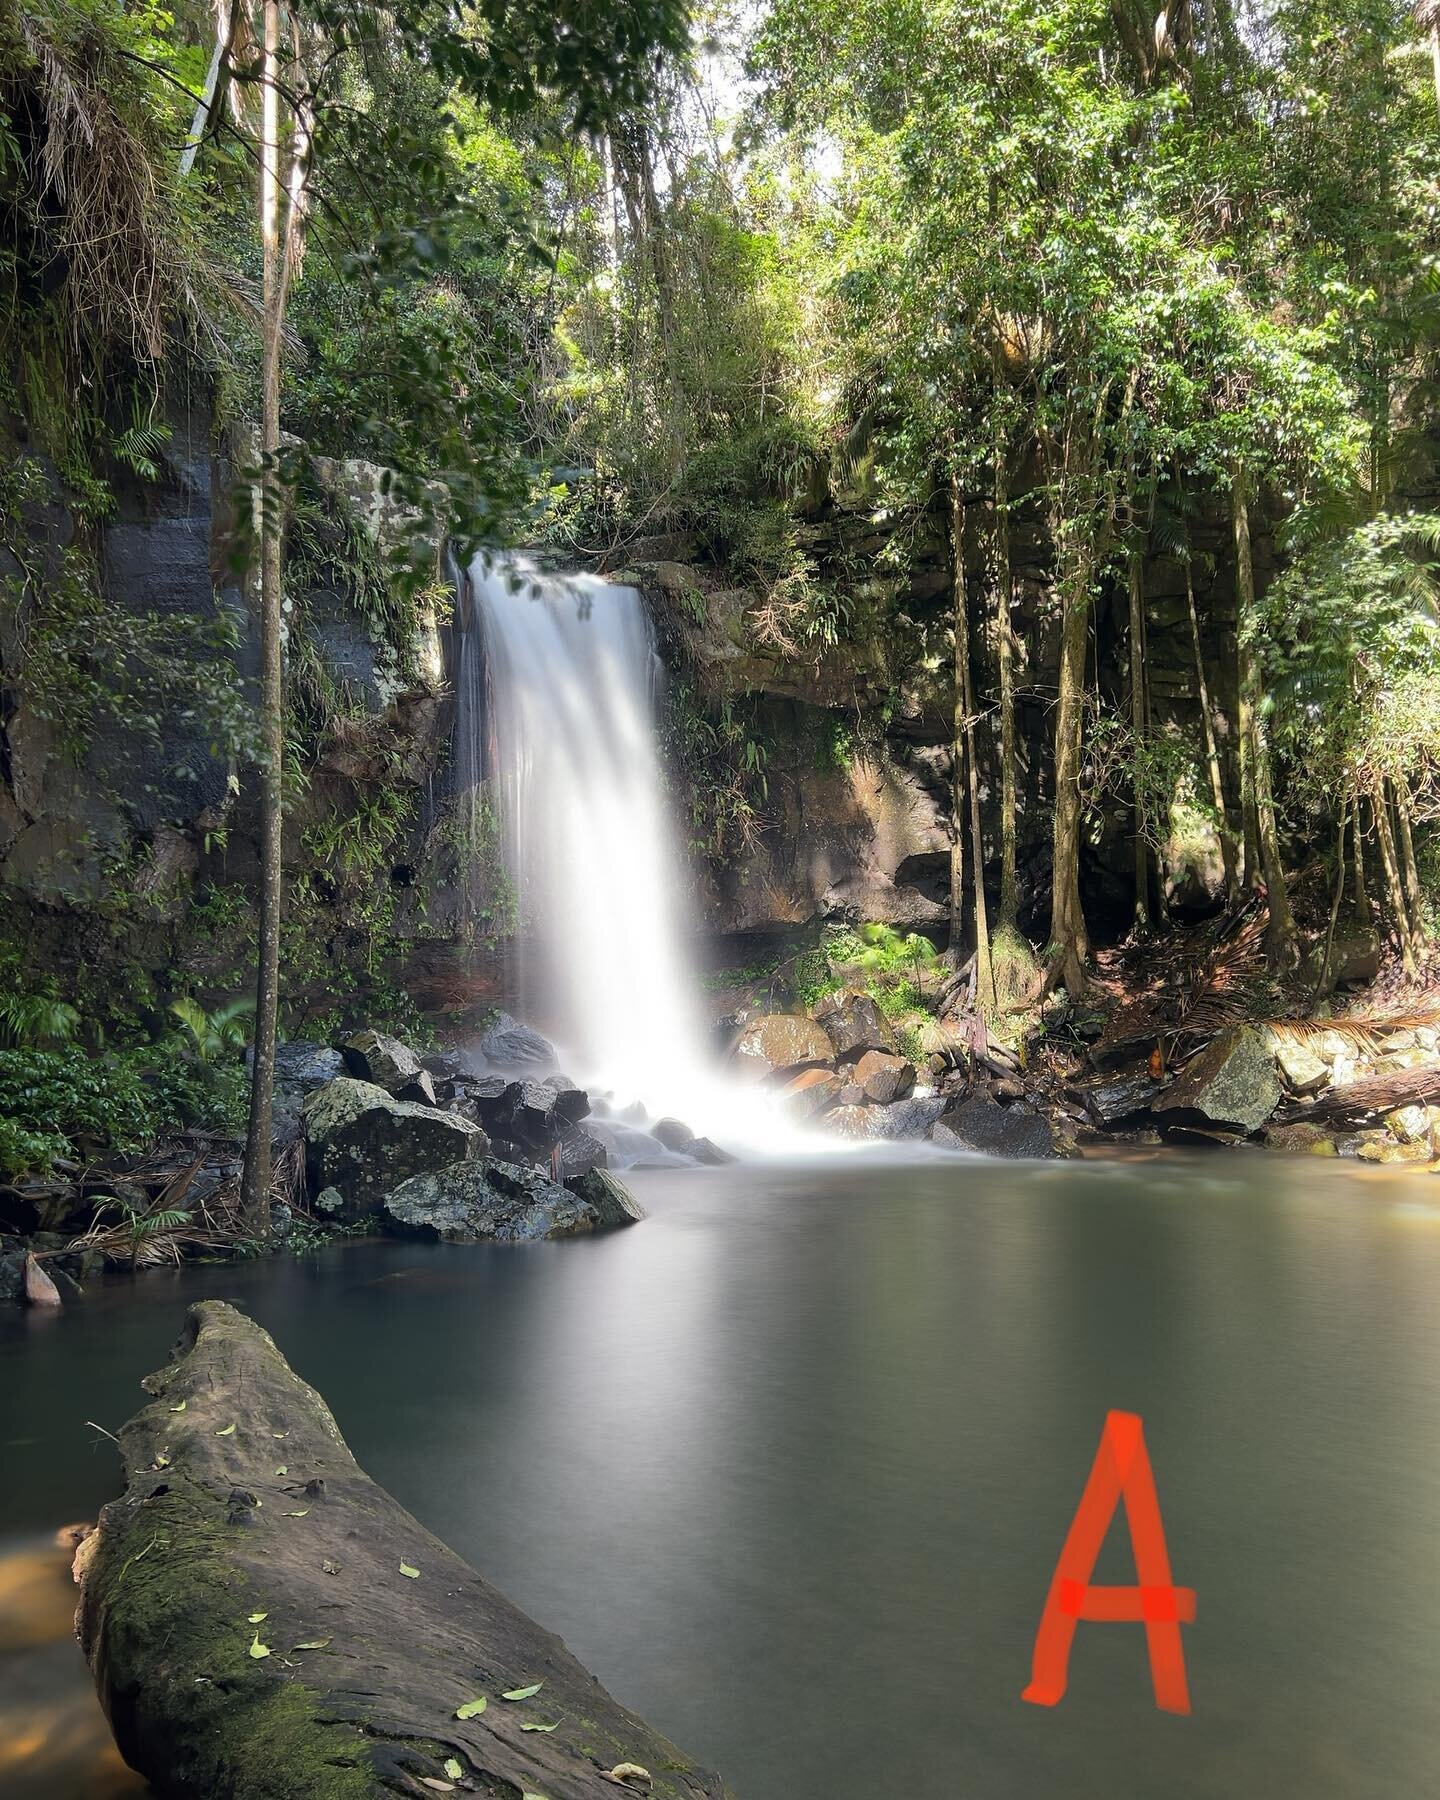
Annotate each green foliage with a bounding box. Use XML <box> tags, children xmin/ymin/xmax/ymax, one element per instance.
<box><xmin>169</xmin><ymin>997</ymin><xmax>254</xmax><ymax>1066</ymax></box>
<box><xmin>0</xmin><ymin>989</ymin><xmax>81</xmax><ymax>1049</ymax></box>
<box><xmin>0</xmin><ymin>1043</ymin><xmax>245</xmax><ymax>1175</ymax></box>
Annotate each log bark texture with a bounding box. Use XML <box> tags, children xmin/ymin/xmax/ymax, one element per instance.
<box><xmin>77</xmin><ymin>1301</ymin><xmax>734</xmax><ymax>1800</ymax></box>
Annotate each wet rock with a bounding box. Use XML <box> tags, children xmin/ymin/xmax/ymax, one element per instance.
<box><xmin>780</xmin><ymin>1067</ymin><xmax>845</xmax><ymax>1119</ymax></box>
<box><xmin>652</xmin><ymin>1118</ymin><xmax>695</xmax><ymax>1152</ymax></box>
<box><xmin>822</xmin><ymin>1103</ymin><xmax>884</xmax><ymax>1140</ymax></box>
<box><xmin>837</xmin><ymin>1082</ymin><xmax>865</xmax><ymax>1107</ymax></box>
<box><xmin>731</xmin><ymin>1013</ymin><xmax>835</xmax><ymax>1082</ymax></box>
<box><xmin>273</xmin><ymin>1042</ymin><xmax>346</xmax><ymax>1089</ymax></box>
<box><xmin>384</xmin><ymin>1159</ymin><xmax>641</xmax><ymax>1240</ymax></box>
<box><xmin>685</xmin><ymin>1136</ymin><xmax>737</xmax><ymax>1165</ymax></box>
<box><xmin>476</xmin><ymin>1011</ymin><xmax>556</xmax><ymax>1072</ymax></box>
<box><xmin>1153</xmin><ymin>1026</ymin><xmax>1281</xmax><ymax>1135</ymax></box>
<box><xmin>810</xmin><ymin>990</ymin><xmax>896</xmax><ymax>1061</ymax></box>
<box><xmin>876</xmin><ymin>1094</ymin><xmax>948</xmax><ymax>1138</ymax></box>
<box><xmin>1356</xmin><ymin>1137</ymin><xmax>1434</xmax><ymax>1165</ymax></box>
<box><xmin>396</xmin><ymin>1072</ymin><xmax>440</xmax><ymax>1107</ymax></box>
<box><xmin>932</xmin><ymin>1093</ymin><xmax>1065</xmax><ymax>1158</ymax></box>
<box><xmin>422</xmin><ymin>1049</ymin><xmax>475</xmax><ymax>1086</ymax></box>
<box><xmin>302</xmin><ymin>1077</ymin><xmax>487</xmax><ymax>1220</ymax></box>
<box><xmin>853</xmin><ymin>1049</ymin><xmax>916</xmax><ymax>1105</ymax></box>
<box><xmin>0</xmin><ymin>1237</ymin><xmax>26</xmax><ymax>1304</ymax></box>
<box><xmin>1265</xmin><ymin>1122</ymin><xmax>1338</xmax><ymax>1155</ymax></box>
<box><xmin>564</xmin><ymin>1166</ymin><xmax>647</xmax><ymax>1228</ymax></box>
<box><xmin>1073</xmin><ymin>1064</ymin><xmax>1162</xmax><ymax>1127</ymax></box>
<box><xmin>340</xmin><ymin>1029</ymin><xmax>425</xmax><ymax>1093</ymax></box>
<box><xmin>553</xmin><ymin>1124</ymin><xmax>609</xmax><ymax>1180</ymax></box>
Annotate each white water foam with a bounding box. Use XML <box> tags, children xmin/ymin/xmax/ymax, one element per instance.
<box><xmin>458</xmin><ymin>554</ymin><xmax>820</xmax><ymax>1156</ymax></box>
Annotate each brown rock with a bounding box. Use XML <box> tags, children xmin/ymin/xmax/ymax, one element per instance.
<box><xmin>853</xmin><ymin>1049</ymin><xmax>916</xmax><ymax>1104</ymax></box>
<box><xmin>731</xmin><ymin>1013</ymin><xmax>835</xmax><ymax>1082</ymax></box>
<box><xmin>810</xmin><ymin>990</ymin><xmax>896</xmax><ymax>1061</ymax></box>
<box><xmin>23</xmin><ymin>1253</ymin><xmax>62</xmax><ymax>1308</ymax></box>
<box><xmin>780</xmin><ymin>1067</ymin><xmax>845</xmax><ymax>1119</ymax></box>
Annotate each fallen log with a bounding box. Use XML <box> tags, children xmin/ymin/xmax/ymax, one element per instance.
<box><xmin>1276</xmin><ymin>1062</ymin><xmax>1440</xmax><ymax>1126</ymax></box>
<box><xmin>76</xmin><ymin>1300</ymin><xmax>734</xmax><ymax>1800</ymax></box>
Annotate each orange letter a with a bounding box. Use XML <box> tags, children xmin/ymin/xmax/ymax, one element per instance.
<box><xmin>1022</xmin><ymin>1410</ymin><xmax>1195</xmax><ymax>1714</ymax></box>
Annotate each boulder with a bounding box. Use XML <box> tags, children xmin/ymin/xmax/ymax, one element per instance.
<box><xmin>1154</xmin><ymin>1026</ymin><xmax>1282</xmax><ymax>1136</ymax></box>
<box><xmin>824</xmin><ymin>1094</ymin><xmax>947</xmax><ymax>1140</ymax></box>
<box><xmin>853</xmin><ymin>1048</ymin><xmax>916</xmax><ymax>1105</ymax></box>
<box><xmin>1266</xmin><ymin>1032</ymin><xmax>1330</xmax><ymax>1096</ymax></box>
<box><xmin>731</xmin><ymin>1013</ymin><xmax>835</xmax><ymax>1082</ymax></box>
<box><xmin>811</xmin><ymin>990</ymin><xmax>896</xmax><ymax>1061</ymax></box>
<box><xmin>652</xmin><ymin>1117</ymin><xmax>695</xmax><ymax>1152</ymax></box>
<box><xmin>272</xmin><ymin>1041</ymin><xmax>345</xmax><ymax>1089</ymax></box>
<box><xmin>476</xmin><ymin>1010</ymin><xmax>556</xmax><ymax>1071</ymax></box>
<box><xmin>1385</xmin><ymin>1104</ymin><xmax>1436</xmax><ymax>1145</ymax></box>
<box><xmin>1265</xmin><ymin>1122</ymin><xmax>1339</xmax><ymax>1155</ymax></box>
<box><xmin>932</xmin><ymin>1093</ymin><xmax>1066</xmax><ymax>1158</ymax></box>
<box><xmin>339</xmin><ymin>1029</ymin><xmax>425</xmax><ymax>1094</ymax></box>
<box><xmin>384</xmin><ymin>1159</ymin><xmax>642</xmax><ymax>1240</ymax></box>
<box><xmin>553</xmin><ymin>1123</ymin><xmax>609</xmax><ymax>1180</ymax></box>
<box><xmin>1073</xmin><ymin>1065</ymin><xmax>1161</xmax><ymax>1127</ymax></box>
<box><xmin>685</xmin><ymin>1135</ymin><xmax>737</xmax><ymax>1165</ymax></box>
<box><xmin>301</xmin><ymin>1077</ymin><xmax>487</xmax><ymax>1220</ymax></box>
<box><xmin>780</xmin><ymin>1067</ymin><xmax>844</xmax><ymax>1119</ymax></box>
<box><xmin>564</xmin><ymin>1166</ymin><xmax>647</xmax><ymax>1228</ymax></box>
<box><xmin>837</xmin><ymin>1082</ymin><xmax>865</xmax><ymax>1107</ymax></box>
<box><xmin>1356</xmin><ymin>1137</ymin><xmax>1434</xmax><ymax>1165</ymax></box>
<box><xmin>0</xmin><ymin>1237</ymin><xmax>27</xmax><ymax>1305</ymax></box>
<box><xmin>1329</xmin><ymin>925</ymin><xmax>1382</xmax><ymax>987</ymax></box>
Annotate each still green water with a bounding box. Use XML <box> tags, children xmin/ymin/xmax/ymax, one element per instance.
<box><xmin>3</xmin><ymin>1153</ymin><xmax>1439</xmax><ymax>1799</ymax></box>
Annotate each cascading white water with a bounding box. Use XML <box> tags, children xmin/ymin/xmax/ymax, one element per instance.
<box><xmin>457</xmin><ymin>554</ymin><xmax>808</xmax><ymax>1152</ymax></box>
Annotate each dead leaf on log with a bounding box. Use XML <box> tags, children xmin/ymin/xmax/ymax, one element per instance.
<box><xmin>215</xmin><ymin>1424</ymin><xmax>236</xmax><ymax>1437</ymax></box>
<box><xmin>399</xmin><ymin>1562</ymin><xmax>420</xmax><ymax>1578</ymax></box>
<box><xmin>248</xmin><ymin>1634</ymin><xmax>270</xmax><ymax>1659</ymax></box>
<box><xmin>455</xmin><ymin>1696</ymin><xmax>487</xmax><ymax>1719</ymax></box>
<box><xmin>501</xmin><ymin>1681</ymin><xmax>544</xmax><ymax>1700</ymax></box>
<box><xmin>293</xmin><ymin>1638</ymin><xmax>331</xmax><ymax>1651</ymax></box>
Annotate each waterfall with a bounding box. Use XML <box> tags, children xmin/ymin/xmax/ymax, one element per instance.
<box><xmin>456</xmin><ymin>554</ymin><xmax>803</xmax><ymax>1151</ymax></box>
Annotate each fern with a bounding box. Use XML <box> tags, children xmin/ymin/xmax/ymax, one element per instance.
<box><xmin>0</xmin><ymin>991</ymin><xmax>81</xmax><ymax>1048</ymax></box>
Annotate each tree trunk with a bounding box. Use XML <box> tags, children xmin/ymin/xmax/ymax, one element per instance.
<box><xmin>1183</xmin><ymin>549</ymin><xmax>1238</xmax><ymax>900</ymax></box>
<box><xmin>77</xmin><ymin>1302</ymin><xmax>733</xmax><ymax>1800</ymax></box>
<box><xmin>1353</xmin><ymin>797</ymin><xmax>1371</xmax><ymax>917</ymax></box>
<box><xmin>1232</xmin><ymin>476</ymin><xmax>1260</xmax><ymax>888</ymax></box>
<box><xmin>1373</xmin><ymin>784</ymin><xmax>1418</xmax><ymax>976</ymax></box>
<box><xmin>240</xmin><ymin>0</ymin><xmax>286</xmax><ymax>1232</ymax></box>
<box><xmin>1050</xmin><ymin>554</ymin><xmax>1091</xmax><ymax>994</ymax></box>
<box><xmin>1313</xmin><ymin>799</ymin><xmax>1348</xmax><ymax>1000</ymax></box>
<box><xmin>1394</xmin><ymin>779</ymin><xmax>1424</xmax><ymax>938</ymax></box>
<box><xmin>953</xmin><ymin>476</ymin><xmax>995</xmax><ymax>1013</ymax></box>
<box><xmin>948</xmin><ymin>478</ymin><xmax>967</xmax><ymax>964</ymax></box>
<box><xmin>992</xmin><ymin>391</ymin><xmax>1019</xmax><ymax>929</ymax></box>
<box><xmin>1127</xmin><ymin>546</ymin><xmax>1150</xmax><ymax>930</ymax></box>
<box><xmin>1232</xmin><ymin>470</ymin><xmax>1296</xmax><ymax>967</ymax></box>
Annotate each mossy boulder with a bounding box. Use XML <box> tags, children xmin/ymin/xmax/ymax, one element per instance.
<box><xmin>383</xmin><ymin>1159</ymin><xmax>643</xmax><ymax>1241</ymax></box>
<box><xmin>76</xmin><ymin>1301</ymin><xmax>730</xmax><ymax>1800</ymax></box>
<box><xmin>301</xmin><ymin>1077</ymin><xmax>486</xmax><ymax>1220</ymax></box>
<box><xmin>1154</xmin><ymin>1026</ymin><xmax>1282</xmax><ymax>1136</ymax></box>
<box><xmin>338</xmin><ymin>1029</ymin><xmax>426</xmax><ymax>1094</ymax></box>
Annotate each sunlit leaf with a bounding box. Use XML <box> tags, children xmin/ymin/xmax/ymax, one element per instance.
<box><xmin>521</xmin><ymin>1721</ymin><xmax>559</xmax><ymax>1733</ymax></box>
<box><xmin>455</xmin><ymin>1696</ymin><xmax>487</xmax><ymax>1719</ymax></box>
<box><xmin>169</xmin><ymin>1401</ymin><xmax>187</xmax><ymax>1412</ymax></box>
<box><xmin>502</xmin><ymin>1682</ymin><xmax>544</xmax><ymax>1700</ymax></box>
<box><xmin>444</xmin><ymin>1759</ymin><xmax>463</xmax><ymax>1780</ymax></box>
<box><xmin>248</xmin><ymin>1612</ymin><xmax>268</xmax><ymax>1623</ymax></box>
<box><xmin>399</xmin><ymin>1562</ymin><xmax>420</xmax><ymax>1578</ymax></box>
<box><xmin>248</xmin><ymin>1634</ymin><xmax>270</xmax><ymax>1659</ymax></box>
<box><xmin>293</xmin><ymin>1637</ymin><xmax>332</xmax><ymax>1650</ymax></box>
<box><xmin>215</xmin><ymin>1424</ymin><xmax>236</xmax><ymax>1436</ymax></box>
<box><xmin>285</xmin><ymin>1508</ymin><xmax>310</xmax><ymax>1517</ymax></box>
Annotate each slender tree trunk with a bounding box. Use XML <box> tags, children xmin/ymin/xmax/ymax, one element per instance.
<box><xmin>1353</xmin><ymin>796</ymin><xmax>1370</xmax><ymax>918</ymax></box>
<box><xmin>1183</xmin><ymin>549</ymin><xmax>1238</xmax><ymax>900</ymax></box>
<box><xmin>1314</xmin><ymin>800</ymin><xmax>1349</xmax><ymax>1001</ymax></box>
<box><xmin>240</xmin><ymin>0</ymin><xmax>287</xmax><ymax>1231</ymax></box>
<box><xmin>1127</xmin><ymin>546</ymin><xmax>1150</xmax><ymax>930</ymax></box>
<box><xmin>948</xmin><ymin>478</ymin><xmax>967</xmax><ymax>966</ymax></box>
<box><xmin>1394</xmin><ymin>779</ymin><xmax>1423</xmax><ymax>938</ymax></box>
<box><xmin>992</xmin><ymin>383</ymin><xmax>1019</xmax><ymax>929</ymax></box>
<box><xmin>953</xmin><ymin>476</ymin><xmax>995</xmax><ymax>1013</ymax></box>
<box><xmin>1232</xmin><ymin>469</ymin><xmax>1296</xmax><ymax>966</ymax></box>
<box><xmin>1050</xmin><ymin>551</ymin><xmax>1091</xmax><ymax>994</ymax></box>
<box><xmin>1232</xmin><ymin>477</ymin><xmax>1259</xmax><ymax>887</ymax></box>
<box><xmin>1373</xmin><ymin>783</ymin><xmax>1417</xmax><ymax>977</ymax></box>
<box><xmin>1431</xmin><ymin>25</ymin><xmax>1440</xmax><ymax>127</ymax></box>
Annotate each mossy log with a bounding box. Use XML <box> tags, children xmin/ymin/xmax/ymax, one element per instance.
<box><xmin>77</xmin><ymin>1301</ymin><xmax>734</xmax><ymax>1800</ymax></box>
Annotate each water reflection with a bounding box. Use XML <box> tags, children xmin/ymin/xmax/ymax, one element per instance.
<box><xmin>2</xmin><ymin>1155</ymin><xmax>1439</xmax><ymax>1799</ymax></box>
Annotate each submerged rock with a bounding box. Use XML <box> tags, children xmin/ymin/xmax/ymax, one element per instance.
<box><xmin>1265</xmin><ymin>1122</ymin><xmax>1338</xmax><ymax>1155</ymax></box>
<box><xmin>811</xmin><ymin>990</ymin><xmax>896</xmax><ymax>1061</ymax></box>
<box><xmin>731</xmin><ymin>1012</ymin><xmax>835</xmax><ymax>1082</ymax></box>
<box><xmin>853</xmin><ymin>1048</ymin><xmax>916</xmax><ymax>1105</ymax></box>
<box><xmin>1154</xmin><ymin>1026</ymin><xmax>1282</xmax><ymax>1135</ymax></box>
<box><xmin>302</xmin><ymin>1077</ymin><xmax>487</xmax><ymax>1219</ymax></box>
<box><xmin>384</xmin><ymin>1159</ymin><xmax>642</xmax><ymax>1240</ymax></box>
<box><xmin>476</xmin><ymin>1010</ymin><xmax>557</xmax><ymax>1071</ymax></box>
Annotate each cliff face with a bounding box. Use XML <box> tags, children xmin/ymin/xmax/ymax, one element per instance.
<box><xmin>621</xmin><ymin>485</ymin><xmax>1263</xmax><ymax>948</ymax></box>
